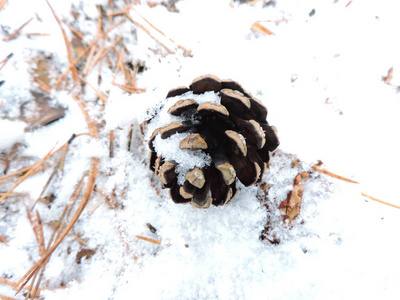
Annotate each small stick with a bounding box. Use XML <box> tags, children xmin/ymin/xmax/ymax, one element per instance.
<box><xmin>2</xmin><ymin>17</ymin><xmax>33</xmax><ymax>42</ymax></box>
<box><xmin>135</xmin><ymin>235</ymin><xmax>162</xmax><ymax>245</ymax></box>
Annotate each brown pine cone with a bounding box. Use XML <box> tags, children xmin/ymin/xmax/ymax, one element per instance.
<box><xmin>142</xmin><ymin>75</ymin><xmax>279</xmax><ymax>208</ymax></box>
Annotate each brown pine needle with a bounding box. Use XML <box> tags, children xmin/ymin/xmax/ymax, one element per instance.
<box><xmin>312</xmin><ymin>165</ymin><xmax>400</xmax><ymax>209</ymax></box>
<box><xmin>0</xmin><ymin>235</ymin><xmax>6</xmax><ymax>243</ymax></box>
<box><xmin>0</xmin><ymin>53</ymin><xmax>13</xmax><ymax>71</ymax></box>
<box><xmin>247</xmin><ymin>0</ymin><xmax>264</xmax><ymax>5</ymax></box>
<box><xmin>312</xmin><ymin>165</ymin><xmax>359</xmax><ymax>184</ymax></box>
<box><xmin>251</xmin><ymin>21</ymin><xmax>275</xmax><ymax>35</ymax></box>
<box><xmin>46</xmin><ymin>0</ymin><xmax>78</xmax><ymax>83</ymax></box>
<box><xmin>16</xmin><ymin>158</ymin><xmax>99</xmax><ymax>295</ymax></box>
<box><xmin>80</xmin><ymin>76</ymin><xmax>108</xmax><ymax>103</ymax></box>
<box><xmin>86</xmin><ymin>36</ymin><xmax>123</xmax><ymax>75</ymax></box>
<box><xmin>135</xmin><ymin>235</ymin><xmax>162</xmax><ymax>245</ymax></box>
<box><xmin>0</xmin><ymin>144</ymin><xmax>57</xmax><ymax>204</ymax></box>
<box><xmin>2</xmin><ymin>17</ymin><xmax>33</xmax><ymax>42</ymax></box>
<box><xmin>125</xmin><ymin>12</ymin><xmax>175</xmax><ymax>55</ymax></box>
<box><xmin>130</xmin><ymin>6</ymin><xmax>193</xmax><ymax>57</ymax></box>
<box><xmin>25</xmin><ymin>32</ymin><xmax>51</xmax><ymax>37</ymax></box>
<box><xmin>56</xmin><ymin>19</ymin><xmax>125</xmax><ymax>86</ymax></box>
<box><xmin>0</xmin><ymin>294</ymin><xmax>18</xmax><ymax>300</ymax></box>
<box><xmin>0</xmin><ymin>0</ymin><xmax>8</xmax><ymax>11</ymax></box>
<box><xmin>361</xmin><ymin>192</ymin><xmax>400</xmax><ymax>209</ymax></box>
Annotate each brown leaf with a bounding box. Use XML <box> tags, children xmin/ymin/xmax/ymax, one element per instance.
<box><xmin>279</xmin><ymin>173</ymin><xmax>308</xmax><ymax>223</ymax></box>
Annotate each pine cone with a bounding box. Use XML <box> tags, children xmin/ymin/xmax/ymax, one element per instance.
<box><xmin>142</xmin><ymin>75</ymin><xmax>279</xmax><ymax>208</ymax></box>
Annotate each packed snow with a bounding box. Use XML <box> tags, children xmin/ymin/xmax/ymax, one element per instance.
<box><xmin>1</xmin><ymin>0</ymin><xmax>400</xmax><ymax>299</ymax></box>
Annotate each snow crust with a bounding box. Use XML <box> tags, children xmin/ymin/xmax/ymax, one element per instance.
<box><xmin>1</xmin><ymin>0</ymin><xmax>400</xmax><ymax>299</ymax></box>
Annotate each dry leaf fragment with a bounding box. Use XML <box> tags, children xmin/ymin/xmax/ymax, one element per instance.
<box><xmin>382</xmin><ymin>67</ymin><xmax>394</xmax><ymax>85</ymax></box>
<box><xmin>279</xmin><ymin>172</ymin><xmax>309</xmax><ymax>223</ymax></box>
<box><xmin>0</xmin><ymin>235</ymin><xmax>7</xmax><ymax>243</ymax></box>
<box><xmin>76</xmin><ymin>248</ymin><xmax>96</xmax><ymax>264</ymax></box>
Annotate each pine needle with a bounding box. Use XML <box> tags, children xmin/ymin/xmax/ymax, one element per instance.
<box><xmin>80</xmin><ymin>76</ymin><xmax>108</xmax><ymax>103</ymax></box>
<box><xmin>312</xmin><ymin>165</ymin><xmax>359</xmax><ymax>184</ymax></box>
<box><xmin>0</xmin><ymin>0</ymin><xmax>8</xmax><ymax>11</ymax></box>
<box><xmin>135</xmin><ymin>235</ymin><xmax>162</xmax><ymax>245</ymax></box>
<box><xmin>15</xmin><ymin>158</ymin><xmax>99</xmax><ymax>295</ymax></box>
<box><xmin>46</xmin><ymin>0</ymin><xmax>78</xmax><ymax>83</ymax></box>
<box><xmin>361</xmin><ymin>192</ymin><xmax>400</xmax><ymax>209</ymax></box>
<box><xmin>0</xmin><ymin>145</ymin><xmax>57</xmax><ymax>204</ymax></box>
<box><xmin>2</xmin><ymin>17</ymin><xmax>33</xmax><ymax>42</ymax></box>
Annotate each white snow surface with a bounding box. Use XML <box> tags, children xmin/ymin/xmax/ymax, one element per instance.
<box><xmin>1</xmin><ymin>0</ymin><xmax>400</xmax><ymax>299</ymax></box>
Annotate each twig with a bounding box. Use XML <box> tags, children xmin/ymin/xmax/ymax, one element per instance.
<box><xmin>2</xmin><ymin>17</ymin><xmax>33</xmax><ymax>42</ymax></box>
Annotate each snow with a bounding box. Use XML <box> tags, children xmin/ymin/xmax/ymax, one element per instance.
<box><xmin>1</xmin><ymin>0</ymin><xmax>400</xmax><ymax>299</ymax></box>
